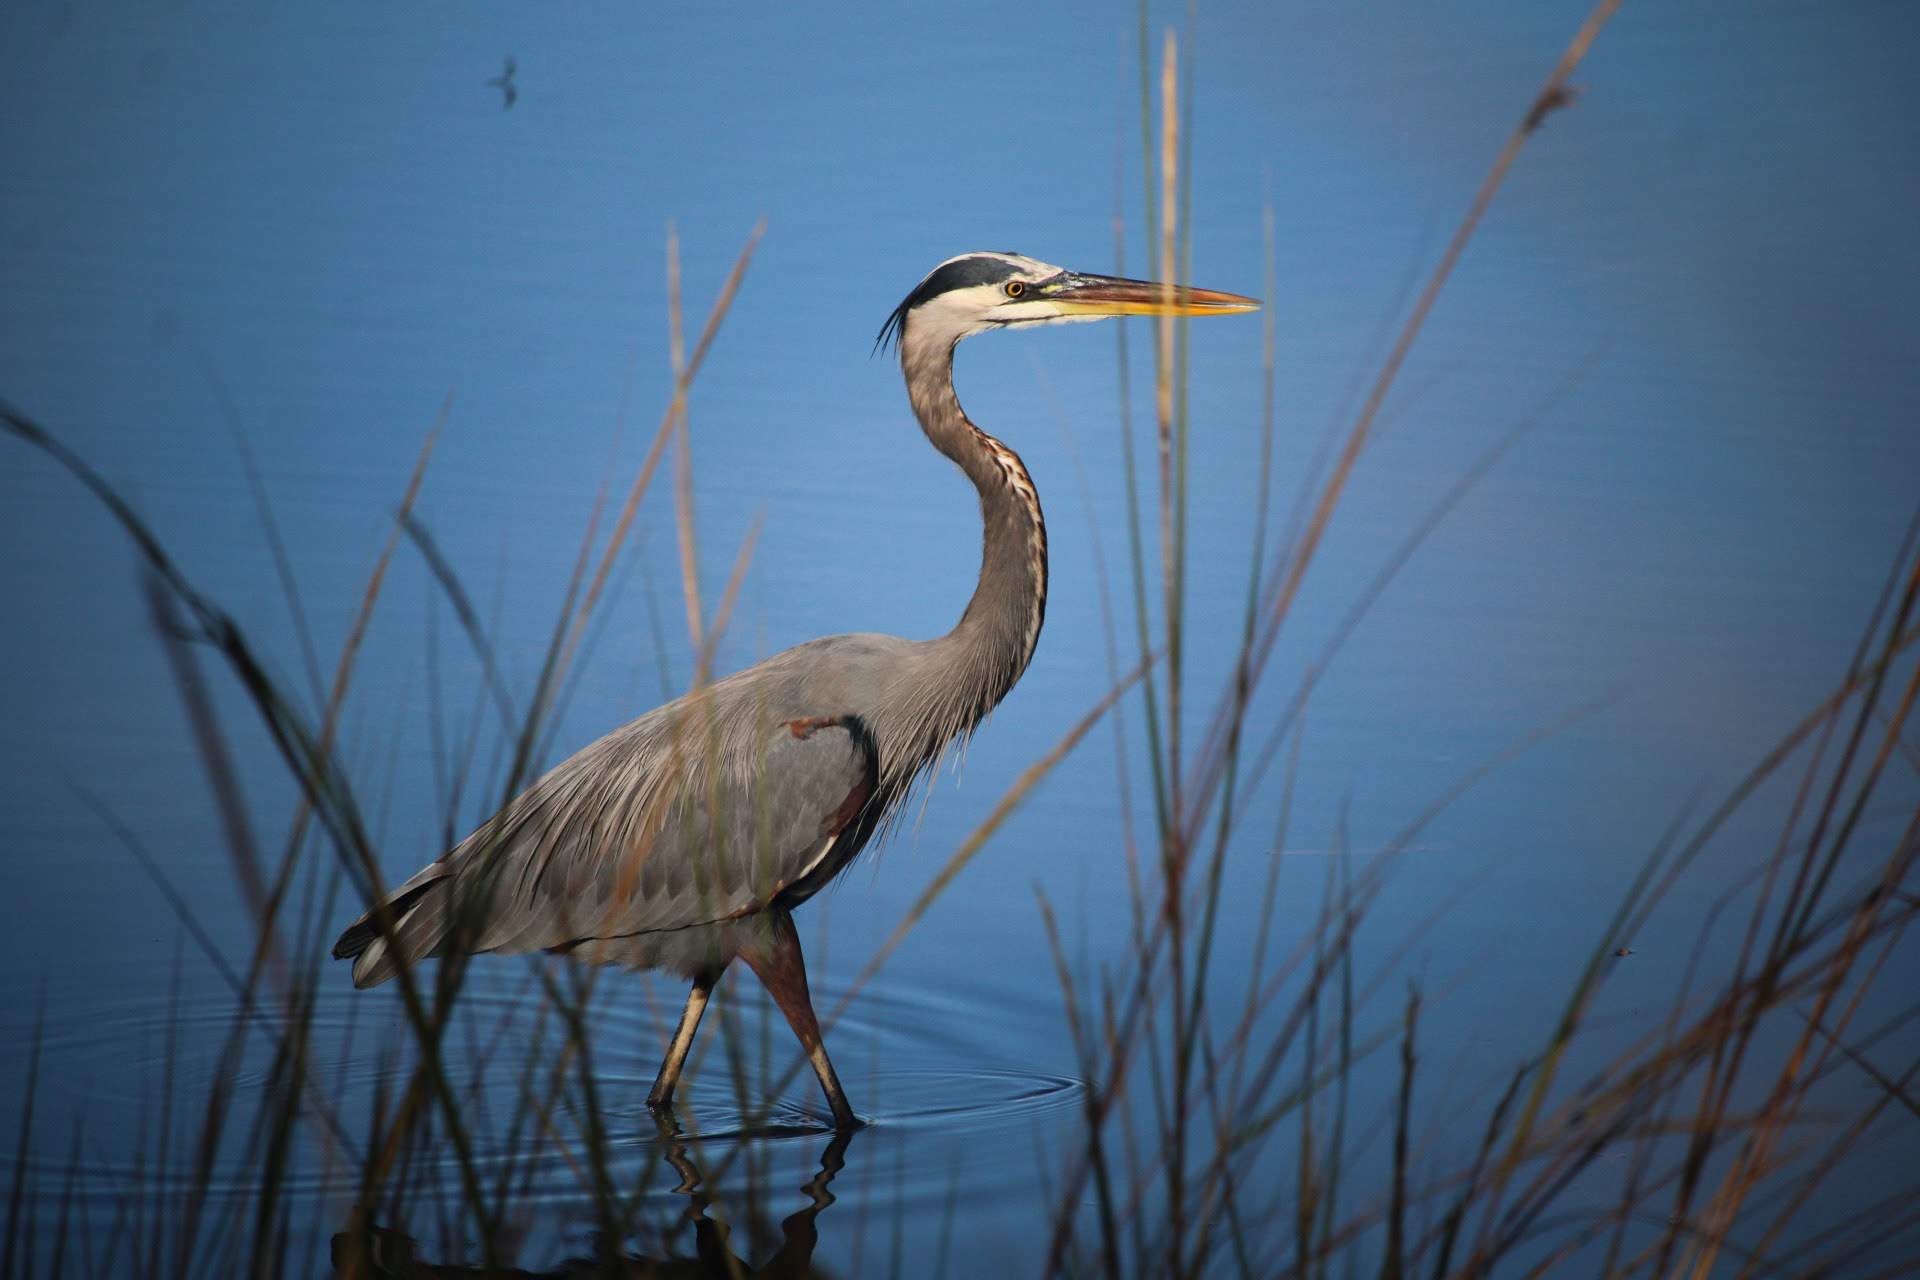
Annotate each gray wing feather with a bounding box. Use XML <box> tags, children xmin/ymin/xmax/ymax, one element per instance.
<box><xmin>334</xmin><ymin>695</ymin><xmax>874</xmax><ymax>988</ymax></box>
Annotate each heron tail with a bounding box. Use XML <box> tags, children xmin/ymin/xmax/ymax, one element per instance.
<box><xmin>331</xmin><ymin>876</ymin><xmax>452</xmax><ymax>989</ymax></box>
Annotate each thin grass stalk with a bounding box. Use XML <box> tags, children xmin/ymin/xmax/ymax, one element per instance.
<box><xmin>201</xmin><ymin>354</ymin><xmax>328</xmax><ymax>714</ymax></box>
<box><xmin>400</xmin><ymin>516</ymin><xmax>521</xmax><ymax>735</ymax></box>
<box><xmin>1035</xmin><ymin>892</ymin><xmax>1124</xmax><ymax>1280</ymax></box>
<box><xmin>1484</xmin><ymin>823</ymin><xmax>1676</xmax><ymax>1194</ymax></box>
<box><xmin>1073</xmin><ymin>12</ymin><xmax>1619</xmax><ymax>1245</ymax></box>
<box><xmin>91</xmin><ymin>397</ymin><xmax>504</xmax><ymax>1248</ymax></box>
<box><xmin>1194</xmin><ymin>200</ymin><xmax>1281</xmax><ymax>970</ymax></box>
<box><xmin>1044</xmin><ymin>362</ymin><xmax>1157</xmax><ymax>983</ymax></box>
<box><xmin>516</xmin><ymin>232</ymin><xmax>762</xmax><ymax>1101</ymax></box>
<box><xmin>1230</xmin><ymin>350</ymin><xmax>1599</xmax><ymax>826</ymax></box>
<box><xmin>1427</xmin><ymin>1063</ymin><xmax>1533</xmax><ymax>1279</ymax></box>
<box><xmin>1315</xmin><ymin>825</ymin><xmax>1356</xmax><ymax>1272</ymax></box>
<box><xmin>1754</xmin><ymin>1182</ymin><xmax>1920</xmax><ymax>1278</ymax></box>
<box><xmin>1176</xmin><ymin>0</ymin><xmax>1622</xmax><ymax>857</ymax></box>
<box><xmin>1155</xmin><ymin>28</ymin><xmax>1183</xmax><ymax>838</ymax></box>
<box><xmin>349</xmin><ymin>226</ymin><xmax>759</xmax><ymax>1251</ymax></box>
<box><xmin>1147</xmin><ymin>33</ymin><xmax>1200</xmax><ymax>1273</ymax></box>
<box><xmin>1036</xmin><ymin>378</ymin><xmax>1134</xmax><ymax>1279</ymax></box>
<box><xmin>1234</xmin><ymin>715</ymin><xmax>1302</xmax><ymax>1112</ymax></box>
<box><xmin>1799</xmin><ymin>1007</ymin><xmax>1920</xmax><ymax>1122</ymax></box>
<box><xmin>1174</xmin><ymin>76</ymin><xmax>1278</xmax><ymax>1277</ymax></box>
<box><xmin>1167</xmin><ymin>7</ymin><xmax>1182</xmax><ymax>710</ymax></box>
<box><xmin>503</xmin><ymin>221</ymin><xmax>762</xmax><ymax>816</ymax></box>
<box><xmin>439</xmin><ymin>582</ymin><xmax>509</xmax><ymax>848</ymax></box>
<box><xmin>1225</xmin><ymin>700</ymin><xmax>1604</xmax><ymax>1159</ymax></box>
<box><xmin>141</xmin><ymin>578</ymin><xmax>378</xmax><ymax>1275</ymax></box>
<box><xmin>524</xmin><ymin>399</ymin><xmax>627</xmax><ymax>773</ymax></box>
<box><xmin>1781</xmin><ymin>549</ymin><xmax>1920</xmax><ymax>953</ymax></box>
<box><xmin>46</xmin><ymin>1119</ymin><xmax>81</xmax><ymax>1280</ymax></box>
<box><xmin>1220</xmin><ymin>839</ymin><xmax>1489</xmax><ymax>1174</ymax></box>
<box><xmin>82</xmin><ymin>800</ymin><xmax>362</xmax><ymax>1166</ymax></box>
<box><xmin>1623</xmin><ymin>640</ymin><xmax>1919</xmax><ymax>1261</ymax></box>
<box><xmin>1294</xmin><ymin>859</ymin><xmax>1329</xmax><ymax>1278</ymax></box>
<box><xmin>555</xmin><ymin>222</ymin><xmax>761</xmax><ymax>692</ymax></box>
<box><xmin>527</xmin><ymin>963</ymin><xmax>622</xmax><ymax>1266</ymax></box>
<box><xmin>1115</xmin><ymin>76</ymin><xmax>1174</xmax><ymax>850</ymax></box>
<box><xmin>1184</xmin><ymin>1028</ymin><xmax>1258</xmax><ymax>1280</ymax></box>
<box><xmin>667</xmin><ymin>223</ymin><xmax>706</xmax><ymax>668</ymax></box>
<box><xmin>1600</xmin><ymin>799</ymin><xmax>1711</xmax><ymax>1276</ymax></box>
<box><xmin>1108</xmin><ymin>980</ymin><xmax>1150</xmax><ymax>1271</ymax></box>
<box><xmin>1</xmin><ymin>996</ymin><xmax>42</xmax><ymax>1280</ymax></box>
<box><xmin>1047</xmin><ymin>692</ymin><xmax>1599</xmax><ymax>1274</ymax></box>
<box><xmin>250</xmin><ymin>396</ymin><xmax>448</xmax><ymax>984</ymax></box>
<box><xmin>1475</xmin><ymin>906</ymin><xmax>1920</xmax><ymax>1274</ymax></box>
<box><xmin>157</xmin><ymin>932</ymin><xmax>187</xmax><ymax>1277</ymax></box>
<box><xmin>1617</xmin><ymin>621</ymin><xmax>1920</xmax><ymax>966</ymax></box>
<box><xmin>1686</xmin><ymin>659</ymin><xmax>1920</xmax><ymax>1275</ymax></box>
<box><xmin>1639</xmin><ymin>633</ymin><xmax>1920</xmax><ymax>1268</ymax></box>
<box><xmin>1182</xmin><ymin>197</ymin><xmax>1274</xmax><ymax>909</ymax></box>
<box><xmin>1743</xmin><ymin>990</ymin><xmax>1920</xmax><ymax>1268</ymax></box>
<box><xmin>1708</xmin><ymin>508</ymin><xmax>1920</xmax><ymax>1132</ymax></box>
<box><xmin>1105</xmin><ymin>35</ymin><xmax>1166</xmax><ymax>984</ymax></box>
<box><xmin>248</xmin><ymin>980</ymin><xmax>312</xmax><ymax>1277</ymax></box>
<box><xmin>1766</xmin><ymin>518</ymin><xmax>1920</xmax><ymax>966</ymax></box>
<box><xmin>1135</xmin><ymin>0</ymin><xmax>1157</xmax><ymax>311</ymax></box>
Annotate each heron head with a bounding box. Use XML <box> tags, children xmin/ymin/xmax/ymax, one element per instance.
<box><xmin>876</xmin><ymin>251</ymin><xmax>1258</xmax><ymax>355</ymax></box>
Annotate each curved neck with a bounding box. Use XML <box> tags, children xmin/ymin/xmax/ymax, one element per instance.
<box><xmin>900</xmin><ymin>332</ymin><xmax>1048</xmax><ymax>730</ymax></box>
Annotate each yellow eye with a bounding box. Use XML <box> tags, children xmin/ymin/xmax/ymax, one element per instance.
<box><xmin>1004</xmin><ymin>280</ymin><xmax>1025</xmax><ymax>298</ymax></box>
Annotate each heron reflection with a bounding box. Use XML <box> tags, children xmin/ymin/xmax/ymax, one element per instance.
<box><xmin>332</xmin><ymin>1125</ymin><xmax>853</xmax><ymax>1277</ymax></box>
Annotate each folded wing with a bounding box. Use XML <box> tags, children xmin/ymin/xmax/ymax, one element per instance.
<box><xmin>332</xmin><ymin>711</ymin><xmax>875</xmax><ymax>988</ymax></box>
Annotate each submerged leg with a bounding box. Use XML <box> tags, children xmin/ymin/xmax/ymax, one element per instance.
<box><xmin>648</xmin><ymin>969</ymin><xmax>720</xmax><ymax>1111</ymax></box>
<box><xmin>738</xmin><ymin>912</ymin><xmax>860</xmax><ymax>1130</ymax></box>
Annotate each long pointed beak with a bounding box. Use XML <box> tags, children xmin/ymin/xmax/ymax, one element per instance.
<box><xmin>1043</xmin><ymin>271</ymin><xmax>1260</xmax><ymax>317</ymax></box>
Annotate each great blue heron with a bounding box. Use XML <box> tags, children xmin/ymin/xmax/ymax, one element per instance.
<box><xmin>331</xmin><ymin>252</ymin><xmax>1257</xmax><ymax>1129</ymax></box>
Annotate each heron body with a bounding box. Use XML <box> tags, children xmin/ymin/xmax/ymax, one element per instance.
<box><xmin>332</xmin><ymin>251</ymin><xmax>1256</xmax><ymax>1128</ymax></box>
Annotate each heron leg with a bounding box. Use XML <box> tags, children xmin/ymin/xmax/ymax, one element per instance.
<box><xmin>648</xmin><ymin>969</ymin><xmax>720</xmax><ymax>1112</ymax></box>
<box><xmin>738</xmin><ymin>912</ymin><xmax>860</xmax><ymax>1130</ymax></box>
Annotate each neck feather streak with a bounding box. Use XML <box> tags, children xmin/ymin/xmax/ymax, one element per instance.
<box><xmin>896</xmin><ymin>334</ymin><xmax>1049</xmax><ymax>762</ymax></box>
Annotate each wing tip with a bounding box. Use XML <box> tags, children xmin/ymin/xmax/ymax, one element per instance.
<box><xmin>349</xmin><ymin>940</ymin><xmax>393</xmax><ymax>989</ymax></box>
